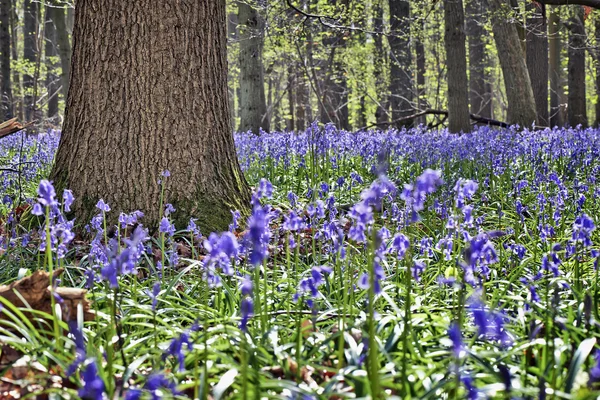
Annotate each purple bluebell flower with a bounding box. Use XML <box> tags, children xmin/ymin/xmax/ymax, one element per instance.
<box><xmin>37</xmin><ymin>180</ymin><xmax>57</xmax><ymax>207</ymax></box>
<box><xmin>164</xmin><ymin>203</ymin><xmax>176</xmax><ymax>216</ymax></box>
<box><xmin>572</xmin><ymin>214</ymin><xmax>595</xmax><ymax>247</ymax></box>
<box><xmin>78</xmin><ymin>360</ymin><xmax>105</xmax><ymax>400</ymax></box>
<box><xmin>159</xmin><ymin>217</ymin><xmax>175</xmax><ymax>237</ymax></box>
<box><xmin>96</xmin><ymin>199</ymin><xmax>110</xmax><ymax>212</ymax></box>
<box><xmin>163</xmin><ymin>331</ymin><xmax>191</xmax><ymax>371</ymax></box>
<box><xmin>63</xmin><ymin>189</ymin><xmax>74</xmax><ymax>212</ymax></box>
<box><xmin>145</xmin><ymin>373</ymin><xmax>178</xmax><ymax>400</ymax></box>
<box><xmin>448</xmin><ymin>322</ymin><xmax>464</xmax><ymax>357</ymax></box>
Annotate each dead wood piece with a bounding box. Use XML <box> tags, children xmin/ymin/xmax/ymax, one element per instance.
<box><xmin>0</xmin><ymin>269</ymin><xmax>94</xmax><ymax>323</ymax></box>
<box><xmin>0</xmin><ymin>118</ymin><xmax>34</xmax><ymax>139</ymax></box>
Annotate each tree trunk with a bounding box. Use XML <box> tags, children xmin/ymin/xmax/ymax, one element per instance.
<box><xmin>549</xmin><ymin>7</ymin><xmax>563</xmax><ymax>127</ymax></box>
<box><xmin>415</xmin><ymin>19</ymin><xmax>427</xmax><ymax>125</ymax></box>
<box><xmin>567</xmin><ymin>6</ymin><xmax>588</xmax><ymax>127</ymax></box>
<box><xmin>388</xmin><ymin>0</ymin><xmax>413</xmax><ymax>128</ymax></box>
<box><xmin>0</xmin><ymin>0</ymin><xmax>12</xmax><ymax>120</ymax></box>
<box><xmin>50</xmin><ymin>0</ymin><xmax>251</xmax><ymax>234</ymax></box>
<box><xmin>296</xmin><ymin>68</ymin><xmax>308</xmax><ymax>131</ymax></box>
<box><xmin>466</xmin><ymin>0</ymin><xmax>492</xmax><ymax>118</ymax></box>
<box><xmin>238</xmin><ymin>1</ymin><xmax>269</xmax><ymax>134</ymax></box>
<box><xmin>596</xmin><ymin>16</ymin><xmax>600</xmax><ymax>126</ymax></box>
<box><xmin>444</xmin><ymin>0</ymin><xmax>471</xmax><ymax>133</ymax></box>
<box><xmin>45</xmin><ymin>7</ymin><xmax>59</xmax><ymax>120</ymax></box>
<box><xmin>287</xmin><ymin>67</ymin><xmax>295</xmax><ymax>131</ymax></box>
<box><xmin>526</xmin><ymin>2</ymin><xmax>549</xmax><ymax>126</ymax></box>
<box><xmin>51</xmin><ymin>3</ymin><xmax>71</xmax><ymax>102</ymax></box>
<box><xmin>23</xmin><ymin>0</ymin><xmax>39</xmax><ymax>121</ymax></box>
<box><xmin>373</xmin><ymin>0</ymin><xmax>388</xmax><ymax>124</ymax></box>
<box><xmin>489</xmin><ymin>0</ymin><xmax>537</xmax><ymax>126</ymax></box>
<box><xmin>10</xmin><ymin>0</ymin><xmax>22</xmax><ymax>120</ymax></box>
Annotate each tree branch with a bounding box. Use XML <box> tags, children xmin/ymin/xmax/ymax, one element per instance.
<box><xmin>535</xmin><ymin>0</ymin><xmax>600</xmax><ymax>9</ymax></box>
<box><xmin>358</xmin><ymin>109</ymin><xmax>510</xmax><ymax>131</ymax></box>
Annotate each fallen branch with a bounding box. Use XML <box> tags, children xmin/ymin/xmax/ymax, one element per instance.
<box><xmin>0</xmin><ymin>269</ymin><xmax>94</xmax><ymax>324</ymax></box>
<box><xmin>0</xmin><ymin>118</ymin><xmax>34</xmax><ymax>139</ymax></box>
<box><xmin>358</xmin><ymin>109</ymin><xmax>510</xmax><ymax>131</ymax></box>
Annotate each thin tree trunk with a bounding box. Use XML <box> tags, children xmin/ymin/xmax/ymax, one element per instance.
<box><xmin>466</xmin><ymin>0</ymin><xmax>492</xmax><ymax>118</ymax></box>
<box><xmin>415</xmin><ymin>19</ymin><xmax>427</xmax><ymax>125</ymax></box>
<box><xmin>287</xmin><ymin>67</ymin><xmax>295</xmax><ymax>131</ymax></box>
<box><xmin>596</xmin><ymin>16</ymin><xmax>600</xmax><ymax>126</ymax></box>
<box><xmin>526</xmin><ymin>2</ymin><xmax>549</xmax><ymax>126</ymax></box>
<box><xmin>23</xmin><ymin>0</ymin><xmax>39</xmax><ymax>121</ymax></box>
<box><xmin>567</xmin><ymin>6</ymin><xmax>588</xmax><ymax>127</ymax></box>
<box><xmin>238</xmin><ymin>0</ymin><xmax>269</xmax><ymax>133</ymax></box>
<box><xmin>373</xmin><ymin>0</ymin><xmax>388</xmax><ymax>124</ymax></box>
<box><xmin>296</xmin><ymin>68</ymin><xmax>308</xmax><ymax>131</ymax></box>
<box><xmin>10</xmin><ymin>0</ymin><xmax>22</xmax><ymax>120</ymax></box>
<box><xmin>388</xmin><ymin>0</ymin><xmax>413</xmax><ymax>128</ymax></box>
<box><xmin>549</xmin><ymin>7</ymin><xmax>563</xmax><ymax>126</ymax></box>
<box><xmin>50</xmin><ymin>0</ymin><xmax>251</xmax><ymax>233</ymax></box>
<box><xmin>51</xmin><ymin>3</ymin><xmax>71</xmax><ymax>102</ymax></box>
<box><xmin>45</xmin><ymin>6</ymin><xmax>59</xmax><ymax>120</ymax></box>
<box><xmin>444</xmin><ymin>0</ymin><xmax>471</xmax><ymax>133</ymax></box>
<box><xmin>0</xmin><ymin>0</ymin><xmax>13</xmax><ymax>120</ymax></box>
<box><xmin>489</xmin><ymin>0</ymin><xmax>537</xmax><ymax>126</ymax></box>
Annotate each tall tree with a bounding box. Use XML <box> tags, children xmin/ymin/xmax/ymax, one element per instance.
<box><xmin>388</xmin><ymin>0</ymin><xmax>413</xmax><ymax>128</ymax></box>
<box><xmin>0</xmin><ymin>0</ymin><xmax>12</xmax><ymax>120</ymax></box>
<box><xmin>596</xmin><ymin>15</ymin><xmax>600</xmax><ymax>126</ymax></box>
<box><xmin>415</xmin><ymin>17</ymin><xmax>428</xmax><ymax>125</ymax></box>
<box><xmin>23</xmin><ymin>0</ymin><xmax>39</xmax><ymax>121</ymax></box>
<box><xmin>50</xmin><ymin>0</ymin><xmax>250</xmax><ymax>233</ymax></box>
<box><xmin>548</xmin><ymin>7</ymin><xmax>563</xmax><ymax>126</ymax></box>
<box><xmin>489</xmin><ymin>0</ymin><xmax>537</xmax><ymax>126</ymax></box>
<box><xmin>50</xmin><ymin>3</ymin><xmax>71</xmax><ymax>101</ymax></box>
<box><xmin>466</xmin><ymin>0</ymin><xmax>492</xmax><ymax>118</ymax></box>
<box><xmin>320</xmin><ymin>11</ymin><xmax>350</xmax><ymax>130</ymax></box>
<box><xmin>9</xmin><ymin>0</ymin><xmax>22</xmax><ymax>120</ymax></box>
<box><xmin>373</xmin><ymin>0</ymin><xmax>388</xmax><ymax>124</ymax></box>
<box><xmin>526</xmin><ymin>2</ymin><xmax>549</xmax><ymax>126</ymax></box>
<box><xmin>567</xmin><ymin>6</ymin><xmax>588</xmax><ymax>127</ymax></box>
<box><xmin>238</xmin><ymin>0</ymin><xmax>269</xmax><ymax>133</ymax></box>
<box><xmin>45</xmin><ymin>7</ymin><xmax>59</xmax><ymax>119</ymax></box>
<box><xmin>444</xmin><ymin>0</ymin><xmax>471</xmax><ymax>133</ymax></box>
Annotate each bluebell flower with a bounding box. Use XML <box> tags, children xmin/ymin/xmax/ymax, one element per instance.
<box><xmin>37</xmin><ymin>179</ymin><xmax>57</xmax><ymax>207</ymax></box>
<box><xmin>572</xmin><ymin>214</ymin><xmax>595</xmax><ymax>247</ymax></box>
<box><xmin>78</xmin><ymin>360</ymin><xmax>105</xmax><ymax>400</ymax></box>
<box><xmin>448</xmin><ymin>322</ymin><xmax>464</xmax><ymax>357</ymax></box>
<box><xmin>124</xmin><ymin>389</ymin><xmax>142</xmax><ymax>400</ymax></box>
<box><xmin>96</xmin><ymin>199</ymin><xmax>110</xmax><ymax>212</ymax></box>
<box><xmin>63</xmin><ymin>189</ymin><xmax>74</xmax><ymax>212</ymax></box>
<box><xmin>283</xmin><ymin>211</ymin><xmax>305</xmax><ymax>232</ymax></box>
<box><xmin>164</xmin><ymin>203</ymin><xmax>176</xmax><ymax>216</ymax></box>
<box><xmin>163</xmin><ymin>331</ymin><xmax>191</xmax><ymax>371</ymax></box>
<box><xmin>145</xmin><ymin>373</ymin><xmax>178</xmax><ymax>400</ymax></box>
<box><xmin>159</xmin><ymin>217</ymin><xmax>175</xmax><ymax>237</ymax></box>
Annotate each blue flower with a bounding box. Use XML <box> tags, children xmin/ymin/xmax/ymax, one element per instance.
<box><xmin>448</xmin><ymin>322</ymin><xmax>464</xmax><ymax>357</ymax></box>
<box><xmin>159</xmin><ymin>217</ymin><xmax>175</xmax><ymax>237</ymax></box>
<box><xmin>96</xmin><ymin>199</ymin><xmax>110</xmax><ymax>212</ymax></box>
<box><xmin>78</xmin><ymin>360</ymin><xmax>105</xmax><ymax>400</ymax></box>
<box><xmin>37</xmin><ymin>180</ymin><xmax>57</xmax><ymax>207</ymax></box>
<box><xmin>163</xmin><ymin>331</ymin><xmax>191</xmax><ymax>371</ymax></box>
<box><xmin>63</xmin><ymin>189</ymin><xmax>74</xmax><ymax>212</ymax></box>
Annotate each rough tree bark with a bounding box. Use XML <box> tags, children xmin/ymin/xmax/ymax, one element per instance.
<box><xmin>23</xmin><ymin>0</ymin><xmax>39</xmax><ymax>121</ymax></box>
<box><xmin>50</xmin><ymin>0</ymin><xmax>251</xmax><ymax>234</ymax></box>
<box><xmin>489</xmin><ymin>0</ymin><xmax>537</xmax><ymax>126</ymax></box>
<box><xmin>388</xmin><ymin>0</ymin><xmax>414</xmax><ymax>128</ymax></box>
<box><xmin>45</xmin><ymin>7</ymin><xmax>59</xmax><ymax>119</ymax></box>
<box><xmin>0</xmin><ymin>0</ymin><xmax>12</xmax><ymax>120</ymax></box>
<box><xmin>526</xmin><ymin>2</ymin><xmax>549</xmax><ymax>126</ymax></box>
<box><xmin>548</xmin><ymin>7</ymin><xmax>563</xmax><ymax>127</ymax></box>
<box><xmin>567</xmin><ymin>6</ymin><xmax>588</xmax><ymax>127</ymax></box>
<box><xmin>466</xmin><ymin>0</ymin><xmax>492</xmax><ymax>118</ymax></box>
<box><xmin>238</xmin><ymin>0</ymin><xmax>269</xmax><ymax>134</ymax></box>
<box><xmin>444</xmin><ymin>0</ymin><xmax>471</xmax><ymax>133</ymax></box>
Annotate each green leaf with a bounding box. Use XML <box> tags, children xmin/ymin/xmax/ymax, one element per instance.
<box><xmin>213</xmin><ymin>368</ymin><xmax>238</xmax><ymax>400</ymax></box>
<box><xmin>565</xmin><ymin>337</ymin><xmax>596</xmax><ymax>393</ymax></box>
